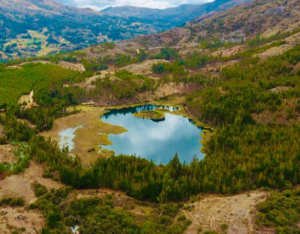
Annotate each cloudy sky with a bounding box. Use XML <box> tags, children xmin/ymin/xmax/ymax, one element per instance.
<box><xmin>57</xmin><ymin>0</ymin><xmax>214</xmax><ymax>10</ymax></box>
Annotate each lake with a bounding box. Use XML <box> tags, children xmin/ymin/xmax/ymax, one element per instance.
<box><xmin>101</xmin><ymin>105</ymin><xmax>204</xmax><ymax>164</ymax></box>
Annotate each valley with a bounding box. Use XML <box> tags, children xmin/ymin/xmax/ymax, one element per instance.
<box><xmin>0</xmin><ymin>0</ymin><xmax>300</xmax><ymax>233</ymax></box>
<box><xmin>0</xmin><ymin>0</ymin><xmax>252</xmax><ymax>60</ymax></box>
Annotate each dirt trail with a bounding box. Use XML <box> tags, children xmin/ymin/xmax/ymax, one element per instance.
<box><xmin>183</xmin><ymin>191</ymin><xmax>269</xmax><ymax>234</ymax></box>
<box><xmin>58</xmin><ymin>61</ymin><xmax>85</xmax><ymax>72</ymax></box>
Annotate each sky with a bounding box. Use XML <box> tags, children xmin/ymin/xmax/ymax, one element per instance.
<box><xmin>57</xmin><ymin>0</ymin><xmax>214</xmax><ymax>10</ymax></box>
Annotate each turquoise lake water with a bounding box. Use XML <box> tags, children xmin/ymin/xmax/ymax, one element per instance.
<box><xmin>101</xmin><ymin>105</ymin><xmax>204</xmax><ymax>165</ymax></box>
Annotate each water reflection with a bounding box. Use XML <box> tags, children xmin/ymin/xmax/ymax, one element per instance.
<box><xmin>58</xmin><ymin>125</ymin><xmax>82</xmax><ymax>151</ymax></box>
<box><xmin>101</xmin><ymin>105</ymin><xmax>204</xmax><ymax>165</ymax></box>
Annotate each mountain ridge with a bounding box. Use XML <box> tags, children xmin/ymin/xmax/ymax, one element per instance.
<box><xmin>0</xmin><ymin>0</ymin><xmax>254</xmax><ymax>60</ymax></box>
<box><xmin>0</xmin><ymin>0</ymin><xmax>101</xmax><ymax>16</ymax></box>
<box><xmin>101</xmin><ymin>0</ymin><xmax>254</xmax><ymax>24</ymax></box>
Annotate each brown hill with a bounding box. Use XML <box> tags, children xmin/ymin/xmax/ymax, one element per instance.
<box><xmin>101</xmin><ymin>0</ymin><xmax>254</xmax><ymax>25</ymax></box>
<box><xmin>0</xmin><ymin>0</ymin><xmax>100</xmax><ymax>15</ymax></box>
<box><xmin>80</xmin><ymin>0</ymin><xmax>299</xmax><ymax>62</ymax></box>
<box><xmin>133</xmin><ymin>0</ymin><xmax>300</xmax><ymax>48</ymax></box>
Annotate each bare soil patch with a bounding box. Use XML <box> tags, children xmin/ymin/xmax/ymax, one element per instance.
<box><xmin>182</xmin><ymin>191</ymin><xmax>269</xmax><ymax>234</ymax></box>
<box><xmin>0</xmin><ymin>207</ymin><xmax>44</xmax><ymax>234</ymax></box>
<box><xmin>18</xmin><ymin>90</ymin><xmax>35</xmax><ymax>109</ymax></box>
<box><xmin>76</xmin><ymin>75</ymin><xmax>100</xmax><ymax>90</ymax></box>
<box><xmin>73</xmin><ymin>189</ymin><xmax>155</xmax><ymax>216</ymax></box>
<box><xmin>9</xmin><ymin>60</ymin><xmax>85</xmax><ymax>72</ymax></box>
<box><xmin>121</xmin><ymin>59</ymin><xmax>169</xmax><ymax>76</ymax></box>
<box><xmin>269</xmin><ymin>86</ymin><xmax>292</xmax><ymax>93</ymax></box>
<box><xmin>294</xmin><ymin>62</ymin><xmax>300</xmax><ymax>72</ymax></box>
<box><xmin>75</xmin><ymin>69</ymin><xmax>115</xmax><ymax>90</ymax></box>
<box><xmin>0</xmin><ymin>125</ymin><xmax>4</xmax><ymax>138</ymax></box>
<box><xmin>0</xmin><ymin>161</ymin><xmax>63</xmax><ymax>203</ymax></box>
<box><xmin>257</xmin><ymin>43</ymin><xmax>294</xmax><ymax>59</ymax></box>
<box><xmin>139</xmin><ymin>82</ymin><xmax>197</xmax><ymax>101</ymax></box>
<box><xmin>8</xmin><ymin>61</ymin><xmax>52</xmax><ymax>69</ymax></box>
<box><xmin>0</xmin><ymin>144</ymin><xmax>16</xmax><ymax>164</ymax></box>
<box><xmin>58</xmin><ymin>61</ymin><xmax>85</xmax><ymax>72</ymax></box>
<box><xmin>199</xmin><ymin>60</ymin><xmax>239</xmax><ymax>78</ymax></box>
<box><xmin>258</xmin><ymin>32</ymin><xmax>300</xmax><ymax>59</ymax></box>
<box><xmin>211</xmin><ymin>45</ymin><xmax>245</xmax><ymax>57</ymax></box>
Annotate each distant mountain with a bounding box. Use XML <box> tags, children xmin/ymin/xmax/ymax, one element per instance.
<box><xmin>0</xmin><ymin>0</ymin><xmax>99</xmax><ymax>15</ymax></box>
<box><xmin>101</xmin><ymin>6</ymin><xmax>162</xmax><ymax>18</ymax></box>
<box><xmin>0</xmin><ymin>0</ymin><xmax>253</xmax><ymax>60</ymax></box>
<box><xmin>0</xmin><ymin>0</ymin><xmax>170</xmax><ymax>60</ymax></box>
<box><xmin>132</xmin><ymin>0</ymin><xmax>300</xmax><ymax>49</ymax></box>
<box><xmin>101</xmin><ymin>0</ymin><xmax>254</xmax><ymax>25</ymax></box>
<box><xmin>83</xmin><ymin>0</ymin><xmax>300</xmax><ymax>62</ymax></box>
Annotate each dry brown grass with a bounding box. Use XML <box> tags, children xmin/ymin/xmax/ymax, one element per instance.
<box><xmin>0</xmin><ymin>161</ymin><xmax>63</xmax><ymax>203</ymax></box>
<box><xmin>121</xmin><ymin>59</ymin><xmax>169</xmax><ymax>76</ymax></box>
<box><xmin>41</xmin><ymin>107</ymin><xmax>127</xmax><ymax>165</ymax></box>
<box><xmin>9</xmin><ymin>60</ymin><xmax>85</xmax><ymax>72</ymax></box>
<box><xmin>183</xmin><ymin>191</ymin><xmax>269</xmax><ymax>234</ymax></box>
<box><xmin>0</xmin><ymin>207</ymin><xmax>44</xmax><ymax>234</ymax></box>
<box><xmin>0</xmin><ymin>145</ymin><xmax>16</xmax><ymax>164</ymax></box>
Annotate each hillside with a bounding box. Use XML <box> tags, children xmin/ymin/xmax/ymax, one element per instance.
<box><xmin>72</xmin><ymin>0</ymin><xmax>299</xmax><ymax>63</ymax></box>
<box><xmin>133</xmin><ymin>0</ymin><xmax>300</xmax><ymax>48</ymax></box>
<box><xmin>0</xmin><ymin>0</ymin><xmax>169</xmax><ymax>60</ymax></box>
<box><xmin>0</xmin><ymin>0</ymin><xmax>99</xmax><ymax>15</ymax></box>
<box><xmin>101</xmin><ymin>0</ymin><xmax>254</xmax><ymax>27</ymax></box>
<box><xmin>0</xmin><ymin>0</ymin><xmax>300</xmax><ymax>233</ymax></box>
<box><xmin>0</xmin><ymin>0</ymin><xmax>253</xmax><ymax>60</ymax></box>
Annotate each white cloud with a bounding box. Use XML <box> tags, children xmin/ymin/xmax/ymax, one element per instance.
<box><xmin>58</xmin><ymin>0</ymin><xmax>214</xmax><ymax>10</ymax></box>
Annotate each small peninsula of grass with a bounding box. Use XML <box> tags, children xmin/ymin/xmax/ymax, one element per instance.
<box><xmin>133</xmin><ymin>110</ymin><xmax>165</xmax><ymax>121</ymax></box>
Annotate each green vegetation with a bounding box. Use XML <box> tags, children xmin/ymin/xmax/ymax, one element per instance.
<box><xmin>93</xmin><ymin>70</ymin><xmax>156</xmax><ymax>99</ymax></box>
<box><xmin>72</xmin><ymin>70</ymin><xmax>94</xmax><ymax>83</ymax></box>
<box><xmin>152</xmin><ymin>60</ymin><xmax>208</xmax><ymax>85</ymax></box>
<box><xmin>1</xmin><ymin>1</ymin><xmax>300</xmax><ymax>233</ymax></box>
<box><xmin>200</xmin><ymin>38</ymin><xmax>235</xmax><ymax>49</ymax></box>
<box><xmin>133</xmin><ymin>110</ymin><xmax>166</xmax><ymax>121</ymax></box>
<box><xmin>221</xmin><ymin>40</ymin><xmax>286</xmax><ymax>61</ymax></box>
<box><xmin>1</xmin><ymin>45</ymin><xmax>299</xmax><ymax>203</ymax></box>
<box><xmin>0</xmin><ymin>142</ymin><xmax>31</xmax><ymax>175</ymax></box>
<box><xmin>82</xmin><ymin>57</ymin><xmax>109</xmax><ymax>71</ymax></box>
<box><xmin>32</xmin><ymin>182</ymin><xmax>48</xmax><ymax>197</ymax></box>
<box><xmin>0</xmin><ymin>63</ymin><xmax>79</xmax><ymax>106</ymax></box>
<box><xmin>186</xmin><ymin>46</ymin><xmax>300</xmax><ymax>193</ymax></box>
<box><xmin>0</xmin><ymin>196</ymin><xmax>25</xmax><ymax>207</ymax></box>
<box><xmin>115</xmin><ymin>54</ymin><xmax>136</xmax><ymax>67</ymax></box>
<box><xmin>152</xmin><ymin>41</ymin><xmax>286</xmax><ymax>81</ymax></box>
<box><xmin>0</xmin><ymin>20</ymin><xmax>300</xmax><ymax>210</ymax></box>
<box><xmin>247</xmin><ymin>28</ymin><xmax>300</xmax><ymax>47</ymax></box>
<box><xmin>29</xmin><ymin>187</ymin><xmax>191</xmax><ymax>234</ymax></box>
<box><xmin>256</xmin><ymin>189</ymin><xmax>300</xmax><ymax>233</ymax></box>
<box><xmin>154</xmin><ymin>48</ymin><xmax>180</xmax><ymax>60</ymax></box>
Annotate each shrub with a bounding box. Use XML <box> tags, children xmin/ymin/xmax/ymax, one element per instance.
<box><xmin>32</xmin><ymin>182</ymin><xmax>48</xmax><ymax>197</ymax></box>
<box><xmin>0</xmin><ymin>197</ymin><xmax>25</xmax><ymax>207</ymax></box>
<box><xmin>177</xmin><ymin>215</ymin><xmax>187</xmax><ymax>221</ymax></box>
